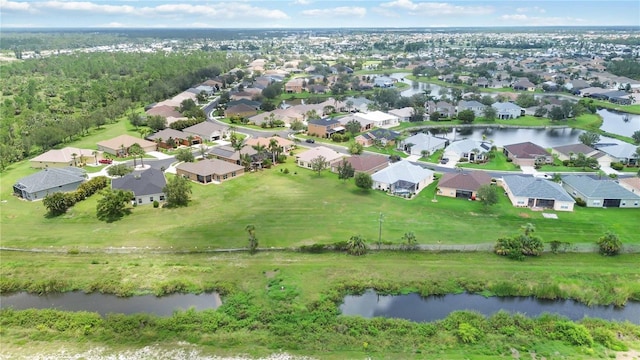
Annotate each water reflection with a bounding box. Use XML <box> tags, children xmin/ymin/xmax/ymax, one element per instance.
<box><xmin>340</xmin><ymin>290</ymin><xmax>640</xmax><ymax>323</ymax></box>
<box><xmin>0</xmin><ymin>292</ymin><xmax>222</xmax><ymax>316</ymax></box>
<box><xmin>597</xmin><ymin>109</ymin><xmax>640</xmax><ymax>137</ymax></box>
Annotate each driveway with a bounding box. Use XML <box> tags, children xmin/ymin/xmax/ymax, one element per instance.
<box><xmin>147</xmin><ymin>151</ymin><xmax>173</xmax><ymax>160</ymax></box>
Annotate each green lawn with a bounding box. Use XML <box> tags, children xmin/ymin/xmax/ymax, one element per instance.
<box><xmin>458</xmin><ymin>152</ymin><xmax>520</xmax><ymax>172</ymax></box>
<box><xmin>2</xmin><ymin>154</ymin><xmax>640</xmax><ymax>252</ymax></box>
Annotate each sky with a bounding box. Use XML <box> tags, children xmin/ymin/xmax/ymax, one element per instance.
<box><xmin>1</xmin><ymin>0</ymin><xmax>639</xmax><ymax>29</ymax></box>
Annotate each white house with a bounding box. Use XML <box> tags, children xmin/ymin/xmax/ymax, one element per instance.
<box><xmin>388</xmin><ymin>107</ymin><xmax>414</xmax><ymax>122</ymax></box>
<box><xmin>398</xmin><ymin>133</ymin><xmax>448</xmax><ymax>156</ymax></box>
<box><xmin>491</xmin><ymin>102</ymin><xmax>523</xmax><ymax>119</ymax></box>
<box><xmin>371</xmin><ymin>160</ymin><xmax>434</xmax><ymax>196</ymax></box>
<box><xmin>354</xmin><ymin>111</ymin><xmax>399</xmax><ymax>128</ymax></box>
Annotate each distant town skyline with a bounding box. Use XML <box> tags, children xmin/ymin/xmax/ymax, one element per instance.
<box><xmin>1</xmin><ymin>0</ymin><xmax>639</xmax><ymax>29</ymax></box>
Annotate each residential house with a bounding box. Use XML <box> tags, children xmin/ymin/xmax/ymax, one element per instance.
<box><xmin>307</xmin><ymin>118</ymin><xmax>344</xmax><ymax>138</ymax></box>
<box><xmin>353</xmin><ymin>111</ymin><xmax>399</xmax><ymax>128</ymax></box>
<box><xmin>226</xmin><ymin>99</ymin><xmax>261</xmax><ymax>109</ymax></box>
<box><xmin>224</xmin><ymin>104</ymin><xmax>258</xmax><ymax>118</ymax></box>
<box><xmin>146</xmin><ymin>128</ymin><xmax>201</xmax><ymax>148</ymax></box>
<box><xmin>145</xmin><ymin>105</ymin><xmax>187</xmax><ymax>126</ymax></box>
<box><xmin>512</xmin><ymin>79</ymin><xmax>536</xmax><ymax>91</ymax></box>
<box><xmin>619</xmin><ymin>177</ymin><xmax>640</xmax><ymax>194</ymax></box>
<box><xmin>355</xmin><ymin>128</ymin><xmax>401</xmax><ymax>147</ymax></box>
<box><xmin>96</xmin><ymin>135</ymin><xmax>157</xmax><ymax>157</ymax></box>
<box><xmin>437</xmin><ymin>171</ymin><xmax>493</xmax><ymax>199</ymax></box>
<box><xmin>296</xmin><ymin>146</ymin><xmax>344</xmax><ymax>169</ymax></box>
<box><xmin>244</xmin><ymin>136</ymin><xmax>295</xmax><ymax>153</ymax></box>
<box><xmin>426</xmin><ymin>101</ymin><xmax>456</xmax><ymax>119</ymax></box>
<box><xmin>111</xmin><ymin>168</ymin><xmax>167</xmax><ymax>206</ymax></box>
<box><xmin>398</xmin><ymin>133</ymin><xmax>448</xmax><ymax>156</ymax></box>
<box><xmin>344</xmin><ymin>97</ymin><xmax>373</xmax><ymax>113</ymax></box>
<box><xmin>388</xmin><ymin>107</ymin><xmax>414</xmax><ymax>122</ymax></box>
<box><xmin>595</xmin><ymin>142</ymin><xmax>638</xmax><ymax>165</ymax></box>
<box><xmin>500</xmin><ymin>175</ymin><xmax>575</xmax><ymax>211</ymax></box>
<box><xmin>30</xmin><ymin>147</ymin><xmax>97</xmax><ymax>169</ymax></box>
<box><xmin>13</xmin><ymin>167</ymin><xmax>86</xmax><ymax>201</ymax></box>
<box><xmin>444</xmin><ymin>139</ymin><xmax>492</xmax><ymax>163</ymax></box>
<box><xmin>491</xmin><ymin>102</ymin><xmax>523</xmax><ymax>119</ymax></box>
<box><xmin>503</xmin><ymin>142</ymin><xmax>553</xmax><ymax>167</ymax></box>
<box><xmin>183</xmin><ymin>122</ymin><xmax>229</xmax><ymax>142</ymax></box>
<box><xmin>208</xmin><ymin>145</ymin><xmax>258</xmax><ymax>165</ymax></box>
<box><xmin>562</xmin><ymin>175</ymin><xmax>640</xmax><ymax>208</ymax></box>
<box><xmin>229</xmin><ymin>91</ymin><xmax>254</xmax><ymax>101</ymax></box>
<box><xmin>475</xmin><ymin>77</ymin><xmax>490</xmax><ymax>88</ymax></box>
<box><xmin>176</xmin><ymin>158</ymin><xmax>244</xmax><ymax>184</ymax></box>
<box><xmin>552</xmin><ymin>143</ymin><xmax>613</xmax><ymax>168</ymax></box>
<box><xmin>249</xmin><ymin>108</ymin><xmax>304</xmax><ymax>127</ymax></box>
<box><xmin>285</xmin><ymin>78</ymin><xmax>305</xmax><ymax>93</ymax></box>
<box><xmin>371</xmin><ymin>160</ymin><xmax>434</xmax><ymax>196</ymax></box>
<box><xmin>457</xmin><ymin>100</ymin><xmax>485</xmax><ymax>118</ymax></box>
<box><xmin>337</xmin><ymin>114</ymin><xmax>375</xmax><ymax>133</ymax></box>
<box><xmin>330</xmin><ymin>154</ymin><xmax>389</xmax><ymax>175</ymax></box>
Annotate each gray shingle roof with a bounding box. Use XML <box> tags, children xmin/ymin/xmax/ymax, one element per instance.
<box><xmin>14</xmin><ymin>167</ymin><xmax>86</xmax><ymax>193</ymax></box>
<box><xmin>112</xmin><ymin>168</ymin><xmax>167</xmax><ymax>196</ymax></box>
<box><xmin>438</xmin><ymin>171</ymin><xmax>492</xmax><ymax>192</ymax></box>
<box><xmin>372</xmin><ymin>160</ymin><xmax>433</xmax><ymax>185</ymax></box>
<box><xmin>553</xmin><ymin>143</ymin><xmax>596</xmax><ymax>156</ymax></box>
<box><xmin>503</xmin><ymin>175</ymin><xmax>574</xmax><ymax>202</ymax></box>
<box><xmin>562</xmin><ymin>175</ymin><xmax>640</xmax><ymax>199</ymax></box>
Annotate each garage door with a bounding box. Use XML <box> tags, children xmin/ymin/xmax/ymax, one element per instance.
<box><xmin>456</xmin><ymin>190</ymin><xmax>473</xmax><ymax>199</ymax></box>
<box><xmin>603</xmin><ymin>199</ymin><xmax>621</xmax><ymax>208</ymax></box>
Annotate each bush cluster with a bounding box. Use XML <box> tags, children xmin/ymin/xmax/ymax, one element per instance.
<box><xmin>169</xmin><ymin>118</ymin><xmax>204</xmax><ymax>131</ymax></box>
<box><xmin>43</xmin><ymin>176</ymin><xmax>109</xmax><ymax>216</ymax></box>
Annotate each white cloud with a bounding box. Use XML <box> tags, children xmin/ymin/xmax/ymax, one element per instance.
<box><xmin>500</xmin><ymin>14</ymin><xmax>586</xmax><ymax>26</ymax></box>
<box><xmin>292</xmin><ymin>0</ymin><xmax>312</xmax><ymax>4</ymax></box>
<box><xmin>371</xmin><ymin>7</ymin><xmax>400</xmax><ymax>18</ymax></box>
<box><xmin>380</xmin><ymin>0</ymin><xmax>493</xmax><ymax>16</ymax></box>
<box><xmin>302</xmin><ymin>6</ymin><xmax>366</xmax><ymax>17</ymax></box>
<box><xmin>516</xmin><ymin>6</ymin><xmax>546</xmax><ymax>14</ymax></box>
<box><xmin>7</xmin><ymin>1</ymin><xmax>289</xmax><ymax>20</ymax></box>
<box><xmin>103</xmin><ymin>22</ymin><xmax>126</xmax><ymax>28</ymax></box>
<box><xmin>0</xmin><ymin>0</ymin><xmax>35</xmax><ymax>12</ymax></box>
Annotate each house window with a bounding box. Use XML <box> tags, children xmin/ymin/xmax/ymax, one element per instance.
<box><xmin>517</xmin><ymin>201</ymin><xmax>525</xmax><ymax>205</ymax></box>
<box><xmin>223</xmin><ymin>174</ymin><xmax>228</xmax><ymax>180</ymax></box>
<box><xmin>232</xmin><ymin>172</ymin><xmax>236</xmax><ymax>177</ymax></box>
<box><xmin>593</xmin><ymin>200</ymin><xmax>601</xmax><ymax>205</ymax></box>
<box><xmin>160</xmin><ymin>196</ymin><xmax>165</xmax><ymax>201</ymax></box>
<box><xmin>138</xmin><ymin>198</ymin><xmax>142</xmax><ymax>204</ymax></box>
<box><xmin>634</xmin><ymin>202</ymin><xmax>638</xmax><ymax>206</ymax></box>
<box><xmin>622</xmin><ymin>202</ymin><xmax>626</xmax><ymax>206</ymax></box>
<box><xmin>561</xmin><ymin>205</ymin><xmax>568</xmax><ymax>209</ymax></box>
<box><xmin>150</xmin><ymin>197</ymin><xmax>153</xmax><ymax>202</ymax></box>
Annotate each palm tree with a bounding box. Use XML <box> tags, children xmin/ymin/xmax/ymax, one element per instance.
<box><xmin>186</xmin><ymin>135</ymin><xmax>195</xmax><ymax>146</ymax></box>
<box><xmin>198</xmin><ymin>145</ymin><xmax>208</xmax><ymax>159</ymax></box>
<box><xmin>521</xmin><ymin>223</ymin><xmax>535</xmax><ymax>237</ymax></box>
<box><xmin>245</xmin><ymin>224</ymin><xmax>258</xmax><ymax>254</ymax></box>
<box><xmin>129</xmin><ymin>143</ymin><xmax>145</xmax><ymax>168</ymax></box>
<box><xmin>92</xmin><ymin>151</ymin><xmax>98</xmax><ymax>165</ymax></box>
<box><xmin>346</xmin><ymin>100</ymin><xmax>354</xmax><ymax>113</ymax></box>
<box><xmin>71</xmin><ymin>153</ymin><xmax>78</xmax><ymax>167</ymax></box>
<box><xmin>252</xmin><ymin>143</ymin><xmax>267</xmax><ymax>167</ymax></box>
<box><xmin>268</xmin><ymin>138</ymin><xmax>279</xmax><ymax>164</ymax></box>
<box><xmin>346</xmin><ymin>235</ymin><xmax>367</xmax><ymax>256</ymax></box>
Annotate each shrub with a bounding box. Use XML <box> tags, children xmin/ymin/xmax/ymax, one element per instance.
<box><xmin>153</xmin><ymin>200</ymin><xmax>159</xmax><ymax>208</ymax></box>
<box><xmin>610</xmin><ymin>162</ymin><xmax>625</xmax><ymax>170</ymax></box>
<box><xmin>562</xmin><ymin>159</ymin><xmax>570</xmax><ymax>166</ymax></box>
<box><xmin>283</xmin><ymin>168</ymin><xmax>290</xmax><ymax>174</ymax></box>
<box><xmin>574</xmin><ymin>197</ymin><xmax>586</xmax><ymax>207</ymax></box>
<box><xmin>597</xmin><ymin>231</ymin><xmax>622</xmax><ymax>256</ymax></box>
<box><xmin>456</xmin><ymin>322</ymin><xmax>481</xmax><ymax>344</ymax></box>
<box><xmin>299</xmin><ymin>244</ymin><xmax>327</xmax><ymax>253</ymax></box>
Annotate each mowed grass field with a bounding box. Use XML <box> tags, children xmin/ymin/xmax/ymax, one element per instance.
<box><xmin>1</xmin><ymin>152</ymin><xmax>639</xmax><ymax>251</ymax></box>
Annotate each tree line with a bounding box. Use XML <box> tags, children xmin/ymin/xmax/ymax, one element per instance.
<box><xmin>0</xmin><ymin>51</ymin><xmax>244</xmax><ymax>170</ymax></box>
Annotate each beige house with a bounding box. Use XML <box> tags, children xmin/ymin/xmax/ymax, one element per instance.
<box><xmin>96</xmin><ymin>135</ymin><xmax>157</xmax><ymax>157</ymax></box>
<box><xmin>176</xmin><ymin>159</ymin><xmax>244</xmax><ymax>184</ymax></box>
<box><xmin>285</xmin><ymin>78</ymin><xmax>305</xmax><ymax>93</ymax></box>
<box><xmin>330</xmin><ymin>154</ymin><xmax>389</xmax><ymax>175</ymax></box>
<box><xmin>503</xmin><ymin>142</ymin><xmax>553</xmax><ymax>167</ymax></box>
<box><xmin>296</xmin><ymin>146</ymin><xmax>344</xmax><ymax>169</ymax></box>
<box><xmin>244</xmin><ymin>136</ymin><xmax>295</xmax><ymax>153</ymax></box>
<box><xmin>437</xmin><ymin>171</ymin><xmax>492</xmax><ymax>199</ymax></box>
<box><xmin>619</xmin><ymin>177</ymin><xmax>640</xmax><ymax>195</ymax></box>
<box><xmin>30</xmin><ymin>147</ymin><xmax>97</xmax><ymax>168</ymax></box>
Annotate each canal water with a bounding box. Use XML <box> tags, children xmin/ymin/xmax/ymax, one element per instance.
<box><xmin>0</xmin><ymin>292</ymin><xmax>222</xmax><ymax>316</ymax></box>
<box><xmin>340</xmin><ymin>290</ymin><xmax>640</xmax><ymax>324</ymax></box>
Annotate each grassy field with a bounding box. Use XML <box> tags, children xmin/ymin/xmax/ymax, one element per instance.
<box><xmin>2</xmin><ymin>153</ymin><xmax>640</xmax><ymax>251</ymax></box>
<box><xmin>2</xmin><ymin>250</ymin><xmax>639</xmax><ymax>358</ymax></box>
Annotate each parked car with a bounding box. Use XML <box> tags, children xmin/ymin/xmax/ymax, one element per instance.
<box><xmin>305</xmin><ymin>138</ymin><xmax>315</xmax><ymax>143</ymax></box>
<box><xmin>99</xmin><ymin>159</ymin><xmax>113</xmax><ymax>164</ymax></box>
<box><xmin>440</xmin><ymin>158</ymin><xmax>449</xmax><ymax>164</ymax></box>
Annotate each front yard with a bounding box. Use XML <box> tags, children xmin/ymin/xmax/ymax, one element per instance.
<box><xmin>458</xmin><ymin>152</ymin><xmax>520</xmax><ymax>171</ymax></box>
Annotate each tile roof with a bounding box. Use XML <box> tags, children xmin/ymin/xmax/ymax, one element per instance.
<box><xmin>552</xmin><ymin>143</ymin><xmax>596</xmax><ymax>156</ymax></box>
<box><xmin>146</xmin><ymin>128</ymin><xmax>188</xmax><ymax>141</ymax></box>
<box><xmin>336</xmin><ymin>154</ymin><xmax>389</xmax><ymax>172</ymax></box>
<box><xmin>31</xmin><ymin>147</ymin><xmax>95</xmax><ymax>163</ymax></box>
<box><xmin>438</xmin><ymin>171</ymin><xmax>492</xmax><ymax>192</ymax></box>
<box><xmin>446</xmin><ymin>139</ymin><xmax>491</xmax><ymax>155</ymax></box>
<box><xmin>372</xmin><ymin>160</ymin><xmax>433</xmax><ymax>185</ymax></box>
<box><xmin>183</xmin><ymin>121</ymin><xmax>228</xmax><ymax>137</ymax></box>
<box><xmin>112</xmin><ymin>168</ymin><xmax>167</xmax><ymax>196</ymax></box>
<box><xmin>208</xmin><ymin>145</ymin><xmax>257</xmax><ymax>161</ymax></box>
<box><xmin>562</xmin><ymin>175</ymin><xmax>640</xmax><ymax>199</ymax></box>
<box><xmin>503</xmin><ymin>175</ymin><xmax>574</xmax><ymax>202</ymax></box>
<box><xmin>504</xmin><ymin>142</ymin><xmax>550</xmax><ymax>158</ymax></box>
<box><xmin>96</xmin><ymin>135</ymin><xmax>157</xmax><ymax>150</ymax></box>
<box><xmin>14</xmin><ymin>167</ymin><xmax>86</xmax><ymax>193</ymax></box>
<box><xmin>296</xmin><ymin>146</ymin><xmax>344</xmax><ymax>163</ymax></box>
<box><xmin>177</xmin><ymin>158</ymin><xmax>243</xmax><ymax>176</ymax></box>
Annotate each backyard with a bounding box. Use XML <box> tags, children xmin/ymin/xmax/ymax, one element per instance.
<box><xmin>2</xmin><ymin>154</ymin><xmax>639</xmax><ymax>251</ymax></box>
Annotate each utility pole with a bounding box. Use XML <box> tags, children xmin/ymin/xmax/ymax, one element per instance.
<box><xmin>378</xmin><ymin>212</ymin><xmax>384</xmax><ymax>250</ymax></box>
